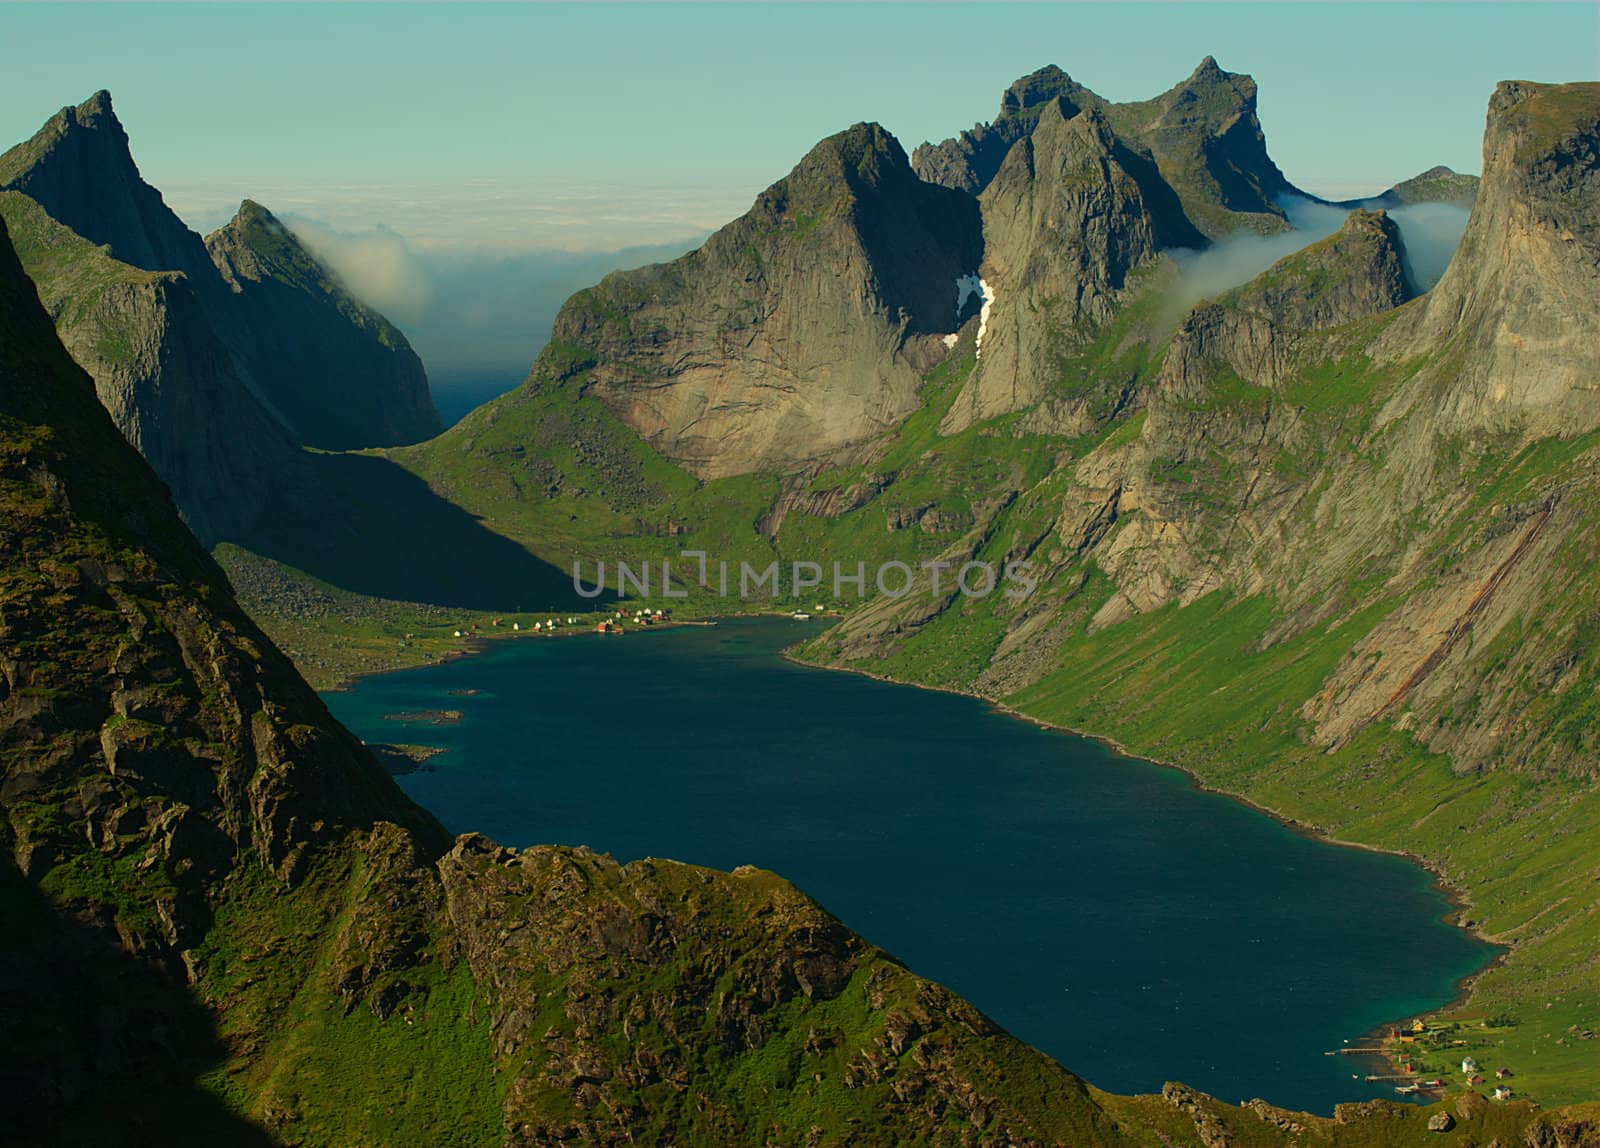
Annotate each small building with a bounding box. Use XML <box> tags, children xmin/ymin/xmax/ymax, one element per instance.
<box><xmin>512</xmin><ymin>622</ymin><xmax>521</xmax><ymax>631</ymax></box>
<box><xmin>1496</xmin><ymin>1067</ymin><xmax>1512</xmax><ymax>1079</ymax></box>
<box><xmin>1493</xmin><ymin>1086</ymin><xmax>1512</xmax><ymax>1101</ymax></box>
<box><xmin>1468</xmin><ymin>1074</ymin><xmax>1484</xmax><ymax>1085</ymax></box>
<box><xmin>1460</xmin><ymin>1057</ymin><xmax>1478</xmax><ymax>1075</ymax></box>
<box><xmin>453</xmin><ymin>630</ymin><xmax>464</xmax><ymax>638</ymax></box>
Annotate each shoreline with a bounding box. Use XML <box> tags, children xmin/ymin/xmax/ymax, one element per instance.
<box><xmin>320</xmin><ymin>609</ymin><xmax>1503</xmax><ymax>1103</ymax></box>
<box><xmin>775</xmin><ymin>642</ymin><xmax>1507</xmax><ymax>1092</ymax></box>
<box><xmin>318</xmin><ymin>614</ymin><xmax>727</xmax><ymax>693</ymax></box>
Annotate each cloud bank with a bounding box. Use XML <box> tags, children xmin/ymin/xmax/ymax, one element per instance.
<box><xmin>1162</xmin><ymin>195</ymin><xmax>1471</xmax><ymax>328</ymax></box>
<box><xmin>283</xmin><ymin>218</ymin><xmax>701</xmax><ymax>423</ymax></box>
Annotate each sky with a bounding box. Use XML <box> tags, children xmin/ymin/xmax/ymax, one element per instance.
<box><xmin>1</xmin><ymin>2</ymin><xmax>1592</xmax><ymax>407</ymax></box>
<box><xmin>2</xmin><ymin>1</ymin><xmax>1595</xmax><ymax>247</ymax></box>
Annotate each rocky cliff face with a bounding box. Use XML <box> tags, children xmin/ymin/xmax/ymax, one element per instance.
<box><xmin>916</xmin><ymin>58</ymin><xmax>1300</xmax><ymax>237</ymax></box>
<box><xmin>941</xmin><ymin>101</ymin><xmax>1205</xmax><ymax>433</ymax></box>
<box><xmin>1378</xmin><ymin>81</ymin><xmax>1599</xmax><ymax>443</ymax></box>
<box><xmin>0</xmin><ymin>190</ymin><xmax>296</xmax><ymax>545</ymax></box>
<box><xmin>0</xmin><ymin>91</ymin><xmax>442</xmax><ymax>541</ymax></box>
<box><xmin>207</xmin><ymin>200</ymin><xmax>439</xmax><ymax>449</ymax></box>
<box><xmin>550</xmin><ymin>123</ymin><xmax>981</xmax><ymax>479</ymax></box>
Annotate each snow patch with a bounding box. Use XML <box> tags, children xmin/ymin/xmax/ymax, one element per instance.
<box><xmin>941</xmin><ymin>333</ymin><xmax>959</xmax><ymax>349</ymax></box>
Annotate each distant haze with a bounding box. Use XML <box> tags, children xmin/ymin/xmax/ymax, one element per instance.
<box><xmin>283</xmin><ymin>215</ymin><xmax>702</xmax><ymax>419</ymax></box>
<box><xmin>162</xmin><ymin>179</ymin><xmax>747</xmax><ymax>423</ymax></box>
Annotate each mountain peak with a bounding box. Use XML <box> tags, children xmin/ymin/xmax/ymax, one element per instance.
<box><xmin>74</xmin><ymin>88</ymin><xmax>116</xmax><ymax>122</ymax></box>
<box><xmin>236</xmin><ymin>196</ymin><xmax>273</xmax><ymax>220</ymax></box>
<box><xmin>1000</xmin><ymin>65</ymin><xmax>1085</xmax><ymax>116</ymax></box>
<box><xmin>1374</xmin><ymin>164</ymin><xmax>1479</xmax><ymax>207</ymax></box>
<box><xmin>0</xmin><ymin>89</ymin><xmax>212</xmax><ymax>278</ymax></box>
<box><xmin>1188</xmin><ymin>55</ymin><xmax>1225</xmax><ymax>83</ymax></box>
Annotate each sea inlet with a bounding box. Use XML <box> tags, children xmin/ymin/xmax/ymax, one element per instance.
<box><xmin>324</xmin><ymin>616</ymin><xmax>1494</xmax><ymax>1114</ymax></box>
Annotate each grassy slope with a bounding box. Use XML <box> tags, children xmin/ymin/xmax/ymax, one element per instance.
<box><xmin>796</xmin><ymin>329</ymin><xmax>1599</xmax><ymax>1104</ymax></box>
<box><xmin>193</xmin><ymin>849</ymin><xmax>505</xmax><ymax>1147</ymax></box>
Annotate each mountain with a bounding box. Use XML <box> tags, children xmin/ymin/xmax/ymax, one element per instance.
<box><xmin>0</xmin><ymin>189</ymin><xmax>296</xmax><ymax>545</ymax></box>
<box><xmin>5</xmin><ymin>193</ymin><xmax>1588</xmax><ymax>1148</ymax></box>
<box><xmin>207</xmin><ymin>199</ymin><xmax>439</xmax><ymax>450</ymax></box>
<box><xmin>0</xmin><ymin>206</ymin><xmax>445</xmax><ymax>1140</ymax></box>
<box><xmin>812</xmin><ymin>78</ymin><xmax>1600</xmax><ymax>1103</ymax></box>
<box><xmin>914</xmin><ymin>59</ymin><xmax>1301</xmax><ymax>237</ymax></box>
<box><xmin>0</xmin><ymin>90</ymin><xmax>221</xmax><ymax>286</ymax></box>
<box><xmin>940</xmin><ymin>100</ymin><xmax>1205</xmax><ymax>433</ymax></box>
<box><xmin>0</xmin><ymin>91</ymin><xmax>440</xmax><ymax>542</ymax></box>
<box><xmin>388</xmin><ymin>77</ymin><xmax>1600</xmax><ymax>1108</ymax></box>
<box><xmin>1379</xmin><ymin>81</ymin><xmax>1598</xmax><ymax>442</ymax></box>
<box><xmin>445</xmin><ymin>60</ymin><xmax>1310</xmax><ymax>498</ymax></box>
<box><xmin>1371</xmin><ymin>164</ymin><xmax>1481</xmax><ymax>207</ymax></box>
<box><xmin>551</xmin><ymin>122</ymin><xmax>981</xmax><ymax>479</ymax></box>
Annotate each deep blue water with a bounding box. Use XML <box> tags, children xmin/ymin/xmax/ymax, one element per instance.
<box><xmin>324</xmin><ymin>617</ymin><xmax>1494</xmax><ymax>1115</ymax></box>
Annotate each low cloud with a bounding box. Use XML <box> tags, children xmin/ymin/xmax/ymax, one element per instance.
<box><xmin>288</xmin><ymin>219</ymin><xmax>432</xmax><ymax>323</ymax></box>
<box><xmin>1161</xmin><ymin>195</ymin><xmax>1471</xmax><ymax>329</ymax></box>
<box><xmin>1383</xmin><ymin>201</ymin><xmax>1472</xmax><ymax>292</ymax></box>
<box><xmin>283</xmin><ymin>216</ymin><xmax>701</xmax><ymax>423</ymax></box>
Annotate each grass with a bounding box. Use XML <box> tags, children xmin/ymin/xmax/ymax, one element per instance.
<box><xmin>194</xmin><ymin>846</ymin><xmax>505</xmax><ymax>1146</ymax></box>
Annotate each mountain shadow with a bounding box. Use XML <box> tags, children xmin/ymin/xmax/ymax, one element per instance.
<box><xmin>0</xmin><ymin>862</ymin><xmax>273</xmax><ymax>1148</ymax></box>
<box><xmin>239</xmin><ymin>448</ymin><xmax>608</xmax><ymax>611</ymax></box>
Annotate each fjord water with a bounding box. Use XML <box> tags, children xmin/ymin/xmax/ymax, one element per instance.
<box><xmin>324</xmin><ymin>617</ymin><xmax>1493</xmax><ymax>1114</ymax></box>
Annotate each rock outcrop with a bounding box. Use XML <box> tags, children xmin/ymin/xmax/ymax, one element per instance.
<box><xmin>1378</xmin><ymin>80</ymin><xmax>1600</xmax><ymax>441</ymax></box>
<box><xmin>915</xmin><ymin>58</ymin><xmax>1301</xmax><ymax>237</ymax></box>
<box><xmin>941</xmin><ymin>101</ymin><xmax>1204</xmax><ymax>432</ymax></box>
<box><xmin>550</xmin><ymin>122</ymin><xmax>981</xmax><ymax>478</ymax></box>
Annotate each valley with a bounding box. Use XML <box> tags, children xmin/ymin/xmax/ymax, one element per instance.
<box><xmin>0</xmin><ymin>30</ymin><xmax>1594</xmax><ymax>1148</ymax></box>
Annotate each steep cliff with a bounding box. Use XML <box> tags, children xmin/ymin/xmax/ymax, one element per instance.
<box><xmin>941</xmin><ymin>100</ymin><xmax>1204</xmax><ymax>432</ymax></box>
<box><xmin>0</xmin><ymin>91</ymin><xmax>442</xmax><ymax>541</ymax></box>
<box><xmin>1377</xmin><ymin>81</ymin><xmax>1599</xmax><ymax>442</ymax></box>
<box><xmin>207</xmin><ymin>200</ymin><xmax>439</xmax><ymax>449</ymax></box>
<box><xmin>548</xmin><ymin>122</ymin><xmax>981</xmax><ymax>479</ymax></box>
<box><xmin>0</xmin><ymin>189</ymin><xmax>295</xmax><ymax>544</ymax></box>
<box><xmin>915</xmin><ymin>58</ymin><xmax>1301</xmax><ymax>237</ymax></box>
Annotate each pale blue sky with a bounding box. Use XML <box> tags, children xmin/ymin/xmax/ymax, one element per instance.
<box><xmin>2</xmin><ymin>2</ymin><xmax>1594</xmax><ymax>248</ymax></box>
